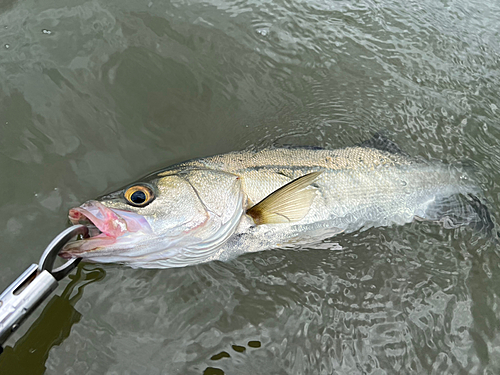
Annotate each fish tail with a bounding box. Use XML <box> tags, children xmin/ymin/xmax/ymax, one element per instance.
<box><xmin>420</xmin><ymin>193</ymin><xmax>497</xmax><ymax>239</ymax></box>
<box><xmin>464</xmin><ymin>194</ymin><xmax>495</xmax><ymax>234</ymax></box>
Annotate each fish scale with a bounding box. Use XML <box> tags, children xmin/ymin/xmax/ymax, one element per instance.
<box><xmin>60</xmin><ymin>144</ymin><xmax>479</xmax><ymax>268</ymax></box>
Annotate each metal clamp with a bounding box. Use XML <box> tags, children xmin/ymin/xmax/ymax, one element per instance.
<box><xmin>0</xmin><ymin>225</ymin><xmax>89</xmax><ymax>347</ymax></box>
<box><xmin>38</xmin><ymin>225</ymin><xmax>88</xmax><ymax>281</ymax></box>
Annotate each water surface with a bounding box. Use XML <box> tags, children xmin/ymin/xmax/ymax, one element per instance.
<box><xmin>0</xmin><ymin>0</ymin><xmax>499</xmax><ymax>373</ymax></box>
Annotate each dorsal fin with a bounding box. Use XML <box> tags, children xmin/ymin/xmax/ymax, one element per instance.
<box><xmin>246</xmin><ymin>171</ymin><xmax>322</xmax><ymax>225</ymax></box>
<box><xmin>274</xmin><ymin>144</ymin><xmax>326</xmax><ymax>151</ymax></box>
<box><xmin>359</xmin><ymin>133</ymin><xmax>406</xmax><ymax>155</ymax></box>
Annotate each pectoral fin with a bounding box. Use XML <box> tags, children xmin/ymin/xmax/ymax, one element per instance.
<box><xmin>246</xmin><ymin>171</ymin><xmax>322</xmax><ymax>225</ymax></box>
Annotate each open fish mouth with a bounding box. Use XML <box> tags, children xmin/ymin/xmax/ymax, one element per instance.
<box><xmin>59</xmin><ymin>201</ymin><xmax>152</xmax><ymax>258</ymax></box>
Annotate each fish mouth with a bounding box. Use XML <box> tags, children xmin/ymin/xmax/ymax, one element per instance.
<box><xmin>59</xmin><ymin>200</ymin><xmax>152</xmax><ymax>259</ymax></box>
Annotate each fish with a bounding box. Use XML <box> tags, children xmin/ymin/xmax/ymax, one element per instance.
<box><xmin>60</xmin><ymin>136</ymin><xmax>483</xmax><ymax>268</ymax></box>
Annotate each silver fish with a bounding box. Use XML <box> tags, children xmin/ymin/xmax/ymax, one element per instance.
<box><xmin>61</xmin><ymin>141</ymin><xmax>478</xmax><ymax>268</ymax></box>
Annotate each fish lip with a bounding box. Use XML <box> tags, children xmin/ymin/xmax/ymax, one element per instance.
<box><xmin>68</xmin><ymin>202</ymin><xmax>127</xmax><ymax>238</ymax></box>
<box><xmin>60</xmin><ymin>200</ymin><xmax>152</xmax><ymax>258</ymax></box>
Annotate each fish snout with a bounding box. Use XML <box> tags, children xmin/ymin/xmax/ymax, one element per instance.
<box><xmin>60</xmin><ymin>201</ymin><xmax>153</xmax><ymax>258</ymax></box>
<box><xmin>68</xmin><ymin>200</ymin><xmax>128</xmax><ymax>238</ymax></box>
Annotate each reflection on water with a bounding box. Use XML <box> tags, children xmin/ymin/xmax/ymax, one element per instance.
<box><xmin>0</xmin><ymin>266</ymin><xmax>106</xmax><ymax>374</ymax></box>
<box><xmin>30</xmin><ymin>225</ymin><xmax>496</xmax><ymax>374</ymax></box>
<box><xmin>0</xmin><ymin>0</ymin><xmax>499</xmax><ymax>373</ymax></box>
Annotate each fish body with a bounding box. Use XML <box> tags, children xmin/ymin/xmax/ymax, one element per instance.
<box><xmin>61</xmin><ymin>144</ymin><xmax>477</xmax><ymax>268</ymax></box>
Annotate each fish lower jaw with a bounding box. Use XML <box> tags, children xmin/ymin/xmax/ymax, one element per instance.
<box><xmin>59</xmin><ymin>234</ymin><xmax>118</xmax><ymax>258</ymax></box>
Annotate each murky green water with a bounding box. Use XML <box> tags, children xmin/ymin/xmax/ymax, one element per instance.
<box><xmin>1</xmin><ymin>0</ymin><xmax>499</xmax><ymax>373</ymax></box>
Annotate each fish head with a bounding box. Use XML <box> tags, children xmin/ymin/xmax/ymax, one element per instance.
<box><xmin>60</xmin><ymin>169</ymin><xmax>245</xmax><ymax>268</ymax></box>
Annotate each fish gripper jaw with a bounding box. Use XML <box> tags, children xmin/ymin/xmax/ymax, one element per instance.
<box><xmin>0</xmin><ymin>225</ymin><xmax>89</xmax><ymax>348</ymax></box>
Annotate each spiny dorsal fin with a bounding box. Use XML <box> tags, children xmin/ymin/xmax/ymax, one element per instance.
<box><xmin>246</xmin><ymin>171</ymin><xmax>322</xmax><ymax>225</ymax></box>
<box><xmin>359</xmin><ymin>133</ymin><xmax>406</xmax><ymax>155</ymax></box>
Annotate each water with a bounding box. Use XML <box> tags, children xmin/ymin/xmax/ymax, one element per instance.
<box><xmin>0</xmin><ymin>0</ymin><xmax>499</xmax><ymax>373</ymax></box>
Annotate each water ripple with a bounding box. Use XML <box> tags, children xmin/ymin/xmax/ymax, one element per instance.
<box><xmin>0</xmin><ymin>0</ymin><xmax>499</xmax><ymax>373</ymax></box>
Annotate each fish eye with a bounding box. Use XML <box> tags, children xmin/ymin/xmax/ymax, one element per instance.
<box><xmin>124</xmin><ymin>185</ymin><xmax>154</xmax><ymax>207</ymax></box>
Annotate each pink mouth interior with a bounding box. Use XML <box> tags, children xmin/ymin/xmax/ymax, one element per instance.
<box><xmin>62</xmin><ymin>201</ymin><xmax>152</xmax><ymax>256</ymax></box>
<box><xmin>69</xmin><ymin>203</ymin><xmax>127</xmax><ymax>238</ymax></box>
